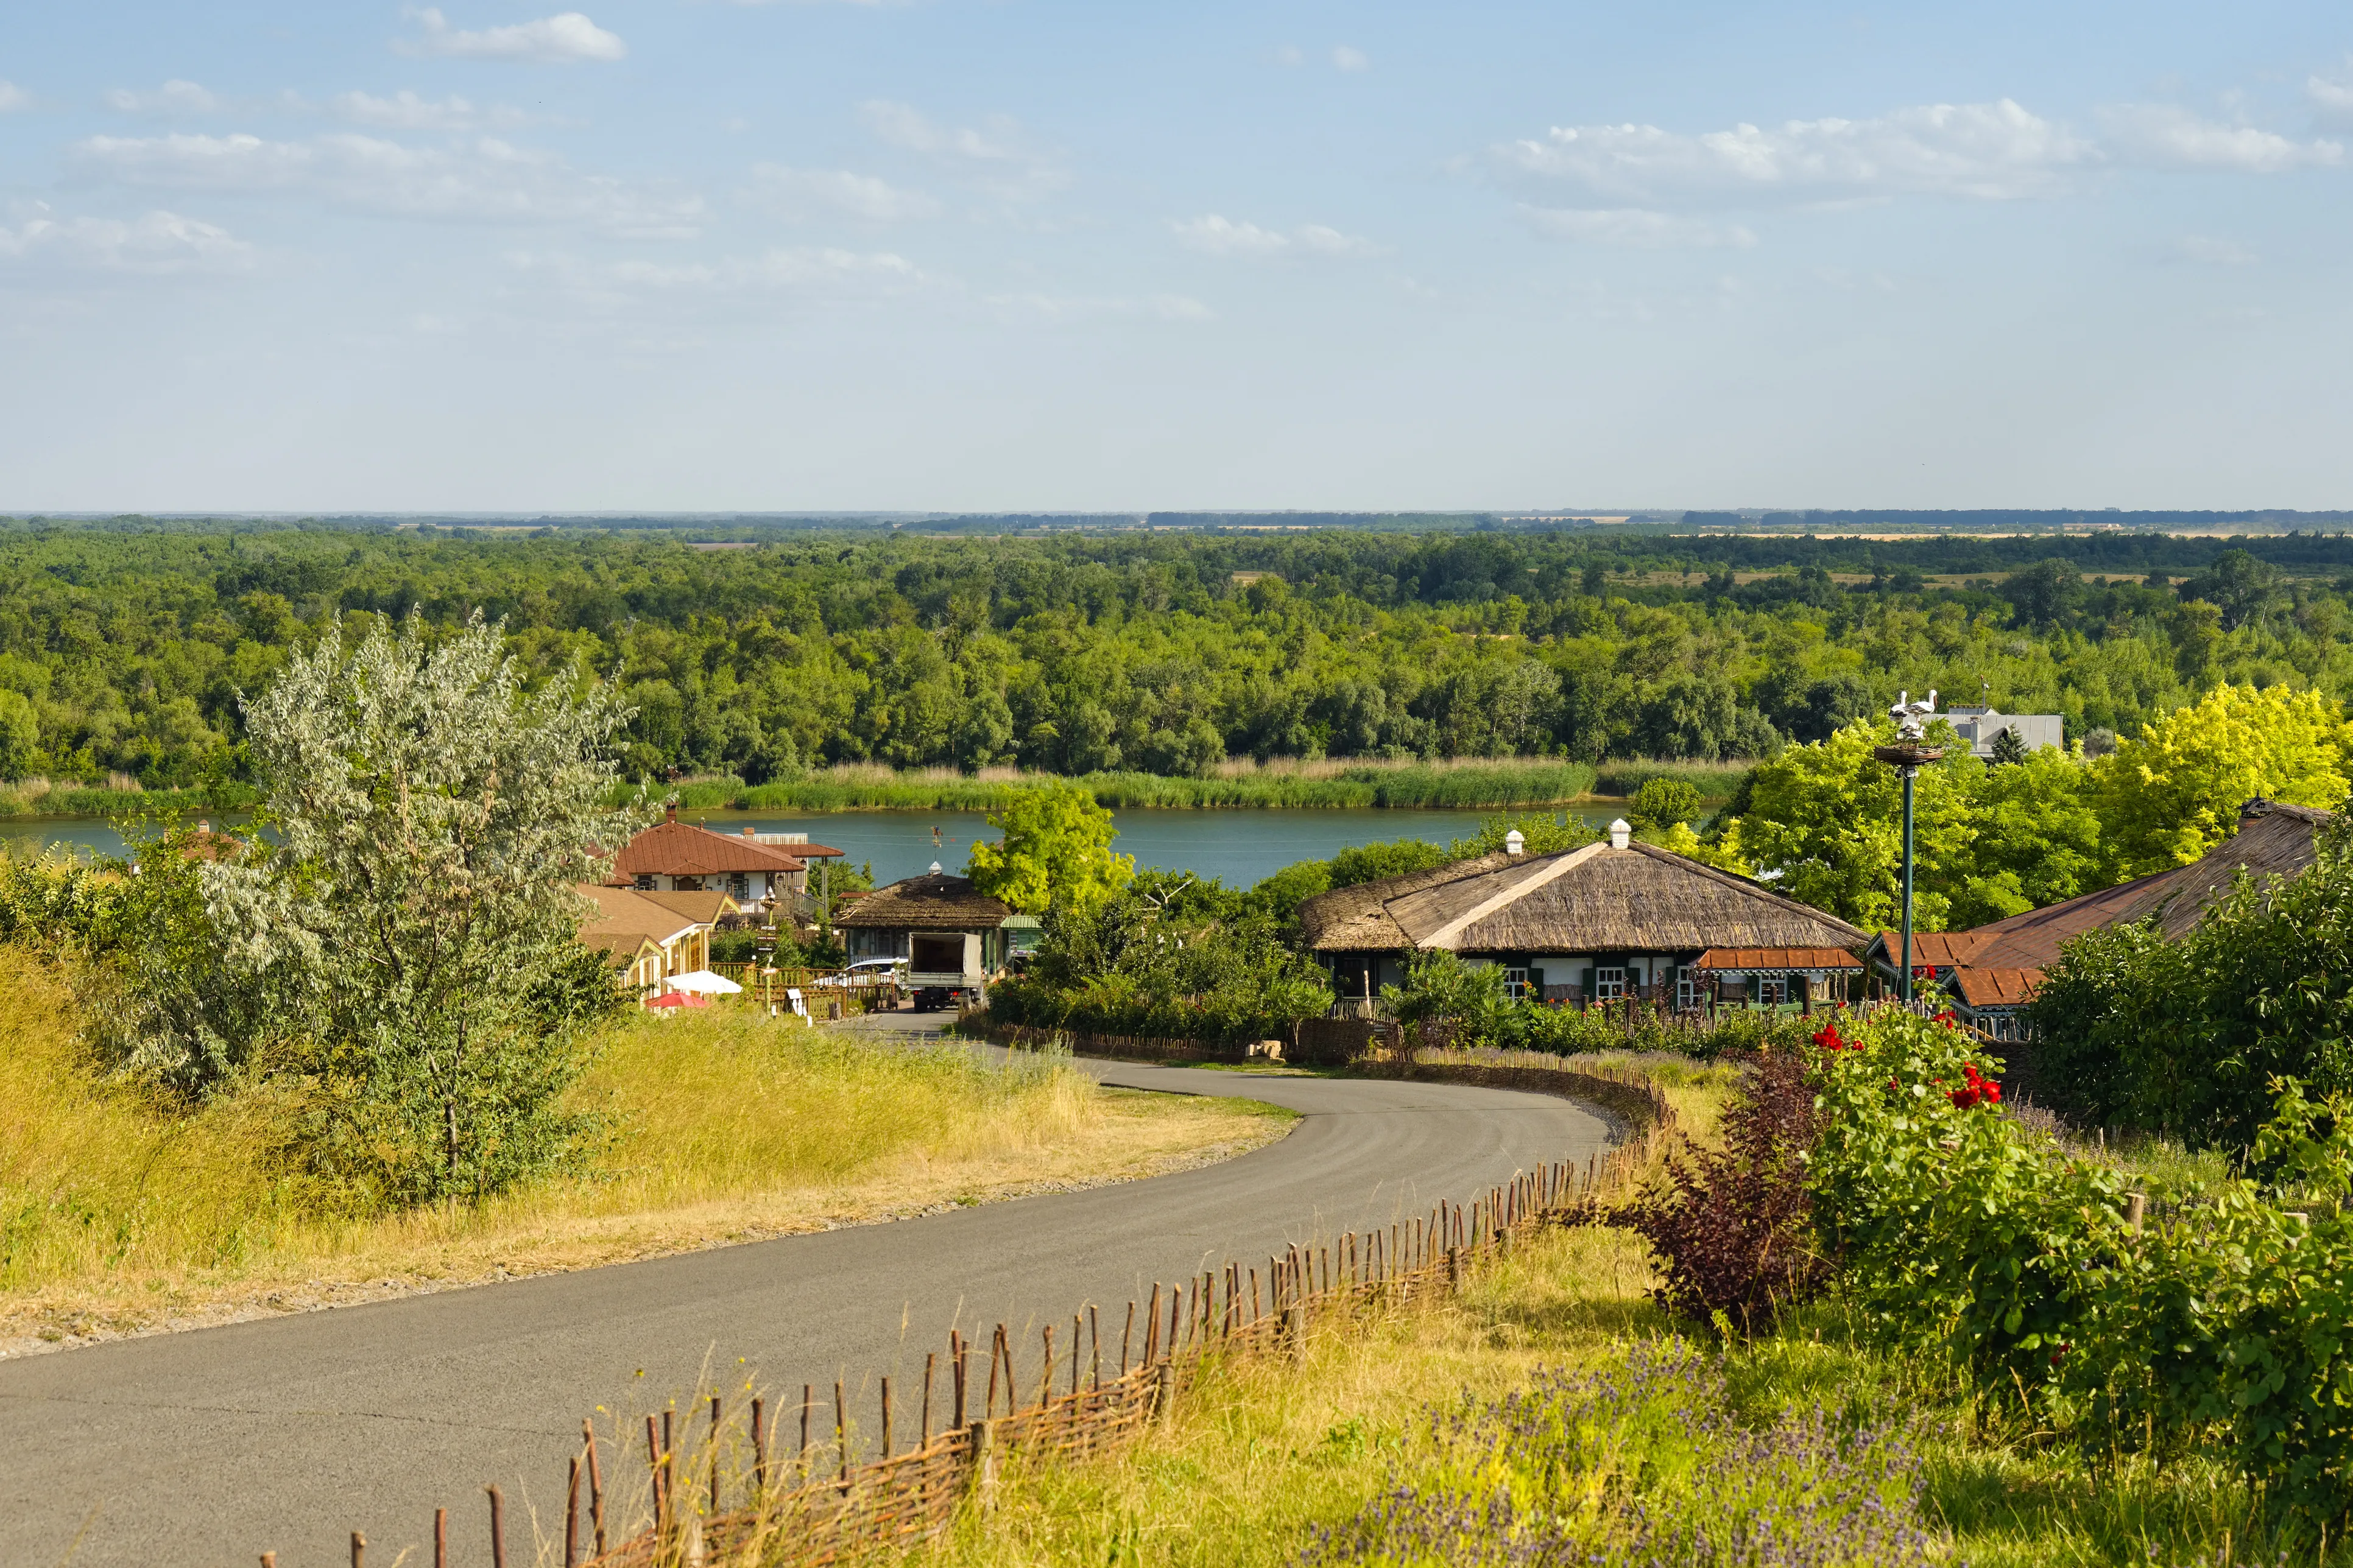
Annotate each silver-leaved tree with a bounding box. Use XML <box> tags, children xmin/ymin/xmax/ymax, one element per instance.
<box><xmin>203</xmin><ymin>614</ymin><xmax>646</xmax><ymax>1204</ymax></box>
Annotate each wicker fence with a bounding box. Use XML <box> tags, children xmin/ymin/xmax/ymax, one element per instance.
<box><xmin>311</xmin><ymin>1057</ymin><xmax>1677</xmax><ymax>1568</ymax></box>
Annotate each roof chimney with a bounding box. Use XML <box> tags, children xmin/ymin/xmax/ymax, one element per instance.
<box><xmin>929</xmin><ymin>860</ymin><xmax>944</xmax><ymax>874</ymax></box>
<box><xmin>1609</xmin><ymin>818</ymin><xmax>1631</xmax><ymax>851</ymax></box>
<box><xmin>743</xmin><ymin>826</ymin><xmax>755</xmax><ymax>837</ymax></box>
<box><xmin>1504</xmin><ymin>828</ymin><xmax>1525</xmax><ymax>856</ymax></box>
<box><xmin>666</xmin><ymin>803</ymin><xmax>678</xmax><ymax>823</ymax></box>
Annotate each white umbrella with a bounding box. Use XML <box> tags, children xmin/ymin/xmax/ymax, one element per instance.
<box><xmin>666</xmin><ymin>969</ymin><xmax>744</xmax><ymax>996</ymax></box>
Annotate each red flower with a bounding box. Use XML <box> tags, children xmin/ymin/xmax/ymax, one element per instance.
<box><xmin>1947</xmin><ymin>1061</ymin><xmax>2004</xmax><ymax>1109</ymax></box>
<box><xmin>1812</xmin><ymin>1021</ymin><xmax>1847</xmax><ymax>1052</ymax></box>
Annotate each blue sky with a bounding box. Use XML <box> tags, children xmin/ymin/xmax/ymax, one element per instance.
<box><xmin>2</xmin><ymin>2</ymin><xmax>2349</xmax><ymax>512</ymax></box>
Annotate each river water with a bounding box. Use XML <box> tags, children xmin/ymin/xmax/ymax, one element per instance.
<box><xmin>4</xmin><ymin>805</ymin><xmax>1629</xmax><ymax>890</ymax></box>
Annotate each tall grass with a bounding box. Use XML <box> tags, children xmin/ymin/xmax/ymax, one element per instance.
<box><xmin>664</xmin><ymin>759</ymin><xmax>1604</xmax><ymax>813</ymax></box>
<box><xmin>1591</xmin><ymin>758</ymin><xmax>1755</xmax><ymax>800</ymax></box>
<box><xmin>1</xmin><ymin>972</ymin><xmax>1271</xmax><ymax>1339</ymax></box>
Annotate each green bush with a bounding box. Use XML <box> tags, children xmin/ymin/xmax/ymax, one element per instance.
<box><xmin>2028</xmin><ymin>815</ymin><xmax>2353</xmax><ymax>1154</ymax></box>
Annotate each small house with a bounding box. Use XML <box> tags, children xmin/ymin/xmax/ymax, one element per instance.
<box><xmin>613</xmin><ymin>806</ymin><xmax>844</xmax><ymax>921</ymax></box>
<box><xmin>1297</xmin><ymin>819</ymin><xmax>1868</xmax><ymax>1012</ymax></box>
<box><xmin>1943</xmin><ymin>707</ymin><xmax>2064</xmax><ymax>758</ymax></box>
<box><xmin>831</xmin><ymin>866</ymin><xmax>1035</xmax><ymax>984</ymax></box>
<box><xmin>1871</xmin><ymin>798</ymin><xmax>2335</xmax><ymax>1039</ymax></box>
<box><xmin>577</xmin><ymin>883</ymin><xmax>736</xmax><ymax>996</ymax></box>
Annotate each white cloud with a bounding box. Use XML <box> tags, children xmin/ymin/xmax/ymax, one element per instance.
<box><xmin>2099</xmin><ymin>104</ymin><xmax>2343</xmax><ymax>172</ymax></box>
<box><xmin>1274</xmin><ymin>46</ymin><xmax>1304</xmax><ymax>68</ymax></box>
<box><xmin>0</xmin><ymin>81</ymin><xmax>29</xmax><ymax>114</ymax></box>
<box><xmin>2173</xmin><ymin>234</ymin><xmax>2257</xmax><ymax>265</ymax></box>
<box><xmin>71</xmin><ymin>132</ymin><xmax>701</xmax><ymax>237</ymax></box>
<box><xmin>510</xmin><ymin>246</ymin><xmax>924</xmax><ymax>311</ymax></box>
<box><xmin>103</xmin><ymin>80</ymin><xmax>222</xmax><ymax>116</ymax></box>
<box><xmin>0</xmin><ymin>206</ymin><xmax>254</xmax><ymax>274</ymax></box>
<box><xmin>1519</xmin><ymin>205</ymin><xmax>1757</xmax><ymax>248</ymax></box>
<box><xmin>1172</xmin><ymin>214</ymin><xmax>1377</xmax><ymax>258</ymax></box>
<box><xmin>744</xmin><ymin>164</ymin><xmax>940</xmax><ymax>220</ymax></box>
<box><xmin>1332</xmin><ymin>45</ymin><xmax>1369</xmax><ymax>72</ymax></box>
<box><xmin>858</xmin><ymin>100</ymin><xmax>1067</xmax><ymax>200</ymax></box>
<box><xmin>2311</xmin><ymin>63</ymin><xmax>2353</xmax><ymax>127</ymax></box>
<box><xmin>331</xmin><ymin>89</ymin><xmax>523</xmax><ymax>132</ymax></box>
<box><xmin>400</xmin><ymin>9</ymin><xmax>627</xmax><ymax>64</ymax></box>
<box><xmin>1497</xmin><ymin>99</ymin><xmax>2099</xmax><ymax>205</ymax></box>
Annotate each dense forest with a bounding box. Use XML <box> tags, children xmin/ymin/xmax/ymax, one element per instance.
<box><xmin>3</xmin><ymin>518</ymin><xmax>2352</xmax><ymax>791</ymax></box>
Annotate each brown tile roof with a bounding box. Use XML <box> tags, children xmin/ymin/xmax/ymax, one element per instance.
<box><xmin>832</xmin><ymin>871</ymin><xmax>1012</xmax><ymax>930</ymax></box>
<box><xmin>615</xmin><ymin>814</ymin><xmax>806</xmax><ymax>878</ymax></box>
<box><xmin>637</xmin><ymin>888</ymin><xmax>738</xmax><ymax>927</ymax></box>
<box><xmin>1299</xmin><ymin>842</ymin><xmax>1866</xmax><ymax>955</ymax></box>
<box><xmin>1864</xmin><ymin>929</ymin><xmax>1998</xmax><ymax>971</ymax></box>
<box><xmin>1693</xmin><ymin>946</ymin><xmax>1864</xmax><ymax>972</ymax></box>
<box><xmin>576</xmin><ymin>883</ymin><xmax>710</xmax><ymax>955</ymax></box>
<box><xmin>1953</xmin><ymin>967</ymin><xmax>2041</xmax><ymax>1008</ymax></box>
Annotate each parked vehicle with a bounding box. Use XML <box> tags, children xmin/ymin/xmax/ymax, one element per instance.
<box><xmin>908</xmin><ymin>932</ymin><xmax>984</xmax><ymax>1012</ymax></box>
<box><xmin>816</xmin><ymin>958</ymin><xmax>907</xmax><ymax>990</ymax></box>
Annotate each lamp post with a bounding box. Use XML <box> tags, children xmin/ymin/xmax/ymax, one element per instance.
<box><xmin>1873</xmin><ymin>691</ymin><xmax>1944</xmax><ymax>1007</ymax></box>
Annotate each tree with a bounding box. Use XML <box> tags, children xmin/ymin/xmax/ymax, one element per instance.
<box><xmin>1718</xmin><ymin>721</ymin><xmax>1979</xmax><ymax>930</ymax></box>
<box><xmin>966</xmin><ymin>781</ymin><xmax>1134</xmax><ymax>913</ymax></box>
<box><xmin>201</xmin><ymin>616</ymin><xmax>642</xmax><ymax>1204</ymax></box>
<box><xmin>2092</xmin><ymin>683</ymin><xmax>2353</xmax><ymax>879</ymax></box>
<box><xmin>1631</xmin><ymin>776</ymin><xmax>1702</xmax><ymax>831</ymax></box>
<box><xmin>2178</xmin><ymin>548</ymin><xmax>2281</xmax><ymax>631</ymax></box>
<box><xmin>2005</xmin><ymin>558</ymin><xmax>2084</xmax><ymax>630</ymax></box>
<box><xmin>1988</xmin><ymin>725</ymin><xmax>2028</xmax><ymax>767</ymax></box>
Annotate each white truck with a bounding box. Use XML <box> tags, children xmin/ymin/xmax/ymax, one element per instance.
<box><xmin>906</xmin><ymin>931</ymin><xmax>986</xmax><ymax>1012</ymax></box>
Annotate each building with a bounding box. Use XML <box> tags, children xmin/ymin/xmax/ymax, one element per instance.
<box><xmin>1297</xmin><ymin>819</ymin><xmax>1868</xmax><ymax>1012</ymax></box>
<box><xmin>1868</xmin><ymin>799</ymin><xmax>2334</xmax><ymax>1039</ymax></box>
<box><xmin>576</xmin><ymin>883</ymin><xmax>736</xmax><ymax>996</ymax></box>
<box><xmin>612</xmin><ymin>806</ymin><xmax>844</xmax><ymax>921</ymax></box>
<box><xmin>830</xmin><ymin>864</ymin><xmax>1039</xmax><ymax>979</ymax></box>
<box><xmin>1943</xmin><ymin>707</ymin><xmax>2065</xmax><ymax>758</ymax></box>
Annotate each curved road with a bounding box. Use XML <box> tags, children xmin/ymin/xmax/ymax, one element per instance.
<box><xmin>0</xmin><ymin>1031</ymin><xmax>1612</xmax><ymax>1567</ymax></box>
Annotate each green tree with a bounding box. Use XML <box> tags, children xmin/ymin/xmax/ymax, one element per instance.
<box><xmin>1447</xmin><ymin>812</ymin><xmax>1598</xmax><ymax>860</ymax></box>
<box><xmin>966</xmin><ymin>781</ymin><xmax>1134</xmax><ymax>913</ymax></box>
<box><xmin>2092</xmin><ymin>683</ymin><xmax>2353</xmax><ymax>879</ymax></box>
<box><xmin>1717</xmin><ymin>721</ymin><xmax>1979</xmax><ymax>930</ymax></box>
<box><xmin>1987</xmin><ymin>725</ymin><xmax>2028</xmax><ymax>766</ymax></box>
<box><xmin>0</xmin><ymin>688</ymin><xmax>39</xmax><ymax>779</ymax></box>
<box><xmin>1630</xmin><ymin>776</ymin><xmax>1702</xmax><ymax>831</ymax></box>
<box><xmin>202</xmin><ymin>615</ymin><xmax>643</xmax><ymax>1204</ymax></box>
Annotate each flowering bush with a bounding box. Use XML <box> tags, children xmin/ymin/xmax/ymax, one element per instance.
<box><xmin>1807</xmin><ymin>1001</ymin><xmax>2130</xmax><ymax>1383</ymax></box>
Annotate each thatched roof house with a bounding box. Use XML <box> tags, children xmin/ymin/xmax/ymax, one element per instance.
<box><xmin>1870</xmin><ymin>798</ymin><xmax>2335</xmax><ymax>1038</ymax></box>
<box><xmin>832</xmin><ymin>865</ymin><xmax>1036</xmax><ymax>974</ymax></box>
<box><xmin>1299</xmin><ymin>821</ymin><xmax>1866</xmax><ymax>1008</ymax></box>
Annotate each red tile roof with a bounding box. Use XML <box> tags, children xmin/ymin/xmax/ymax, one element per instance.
<box><xmin>1693</xmin><ymin>946</ymin><xmax>1864</xmax><ymax>971</ymax></box>
<box><xmin>1952</xmin><ymin>967</ymin><xmax>2041</xmax><ymax>1008</ymax></box>
<box><xmin>615</xmin><ymin>814</ymin><xmax>807</xmax><ymax>878</ymax></box>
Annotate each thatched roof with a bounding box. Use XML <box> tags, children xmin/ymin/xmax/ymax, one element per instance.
<box><xmin>1299</xmin><ymin>842</ymin><xmax>1866</xmax><ymax>955</ymax></box>
<box><xmin>833</xmin><ymin>871</ymin><xmax>1012</xmax><ymax>931</ymax></box>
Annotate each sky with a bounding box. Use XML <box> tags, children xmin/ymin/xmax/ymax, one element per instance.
<box><xmin>2</xmin><ymin>2</ymin><xmax>2350</xmax><ymax>513</ymax></box>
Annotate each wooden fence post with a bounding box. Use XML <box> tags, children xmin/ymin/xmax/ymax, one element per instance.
<box><xmin>968</xmin><ymin>1419</ymin><xmax>999</xmax><ymax>1512</ymax></box>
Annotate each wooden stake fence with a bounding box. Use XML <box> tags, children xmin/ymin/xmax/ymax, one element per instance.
<box><xmin>282</xmin><ymin>1054</ymin><xmax>1674</xmax><ymax>1568</ymax></box>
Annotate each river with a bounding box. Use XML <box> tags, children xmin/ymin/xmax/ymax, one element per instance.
<box><xmin>3</xmin><ymin>805</ymin><xmax>1632</xmax><ymax>890</ymax></box>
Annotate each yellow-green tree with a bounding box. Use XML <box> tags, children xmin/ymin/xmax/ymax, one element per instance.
<box><xmin>1723</xmin><ymin>722</ymin><xmax>1980</xmax><ymax>931</ymax></box>
<box><xmin>2093</xmin><ymin>683</ymin><xmax>2353</xmax><ymax>879</ymax></box>
<box><xmin>966</xmin><ymin>782</ymin><xmax>1134</xmax><ymax>913</ymax></box>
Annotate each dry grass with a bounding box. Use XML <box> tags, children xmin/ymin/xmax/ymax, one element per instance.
<box><xmin>0</xmin><ymin>981</ymin><xmax>1291</xmax><ymax>1354</ymax></box>
<box><xmin>912</xmin><ymin>1222</ymin><xmax>1667</xmax><ymax>1568</ymax></box>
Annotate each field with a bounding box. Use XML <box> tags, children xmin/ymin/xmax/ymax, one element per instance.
<box><xmin>0</xmin><ymin>982</ymin><xmax>1291</xmax><ymax>1355</ymax></box>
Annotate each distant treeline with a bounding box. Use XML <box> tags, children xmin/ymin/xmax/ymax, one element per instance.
<box><xmin>0</xmin><ymin>521</ymin><xmax>2344</xmax><ymax>795</ymax></box>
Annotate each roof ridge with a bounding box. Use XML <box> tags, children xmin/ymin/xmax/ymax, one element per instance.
<box><xmin>1411</xmin><ymin>843</ymin><xmax>1607</xmax><ymax>951</ymax></box>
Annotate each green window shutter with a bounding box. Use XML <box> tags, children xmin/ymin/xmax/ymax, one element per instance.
<box><xmin>1526</xmin><ymin>966</ymin><xmax>1544</xmax><ymax>991</ymax></box>
<box><xmin>1580</xmin><ymin>966</ymin><xmax>1595</xmax><ymax>994</ymax></box>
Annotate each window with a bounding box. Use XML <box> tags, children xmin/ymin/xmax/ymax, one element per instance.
<box><xmin>1503</xmin><ymin>968</ymin><xmax>1530</xmax><ymax>1001</ymax></box>
<box><xmin>632</xmin><ymin>874</ymin><xmax>655</xmax><ymax>891</ymax></box>
<box><xmin>727</xmin><ymin>873</ymin><xmax>749</xmax><ymax>898</ymax></box>
<box><xmin>1756</xmin><ymin>977</ymin><xmax>1787</xmax><ymax>1006</ymax></box>
<box><xmin>1593</xmin><ymin>967</ymin><xmax>1627</xmax><ymax>1000</ymax></box>
<box><xmin>1676</xmin><ymin>976</ymin><xmax>1701</xmax><ymax>1010</ymax></box>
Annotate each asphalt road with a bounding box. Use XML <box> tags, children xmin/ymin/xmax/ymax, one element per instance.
<box><xmin>0</xmin><ymin>1024</ymin><xmax>1614</xmax><ymax>1567</ymax></box>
